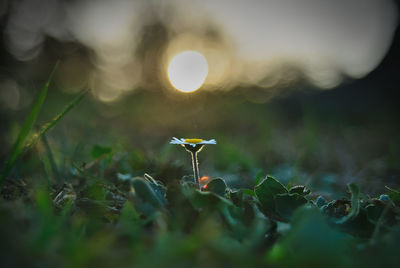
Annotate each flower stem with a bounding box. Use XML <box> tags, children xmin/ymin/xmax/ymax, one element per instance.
<box><xmin>191</xmin><ymin>151</ymin><xmax>200</xmax><ymax>189</ymax></box>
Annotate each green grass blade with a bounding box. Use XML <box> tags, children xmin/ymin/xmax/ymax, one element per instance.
<box><xmin>0</xmin><ymin>62</ymin><xmax>59</xmax><ymax>185</ymax></box>
<box><xmin>23</xmin><ymin>88</ymin><xmax>88</xmax><ymax>153</ymax></box>
<box><xmin>42</xmin><ymin>134</ymin><xmax>61</xmax><ymax>184</ymax></box>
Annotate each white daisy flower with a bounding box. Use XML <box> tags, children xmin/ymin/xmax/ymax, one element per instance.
<box><xmin>170</xmin><ymin>137</ymin><xmax>217</xmax><ymax>147</ymax></box>
<box><xmin>170</xmin><ymin>137</ymin><xmax>216</xmax><ymax>189</ymax></box>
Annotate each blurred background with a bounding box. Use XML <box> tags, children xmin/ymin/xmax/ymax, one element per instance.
<box><xmin>0</xmin><ymin>0</ymin><xmax>399</xmax><ymax>196</ymax></box>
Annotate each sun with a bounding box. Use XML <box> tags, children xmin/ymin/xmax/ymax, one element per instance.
<box><xmin>167</xmin><ymin>50</ymin><xmax>209</xmax><ymax>93</ymax></box>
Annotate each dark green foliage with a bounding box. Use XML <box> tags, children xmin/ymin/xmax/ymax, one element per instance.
<box><xmin>274</xmin><ymin>193</ymin><xmax>308</xmax><ymax>221</ymax></box>
<box><xmin>230</xmin><ymin>189</ymin><xmax>244</xmax><ymax>207</ymax></box>
<box><xmin>255</xmin><ymin>175</ymin><xmax>288</xmax><ymax>218</ymax></box>
<box><xmin>1</xmin><ymin>163</ymin><xmax>400</xmax><ymax>267</ymax></box>
<box><xmin>0</xmin><ymin>63</ymin><xmax>87</xmax><ymax>186</ymax></box>
<box><xmin>131</xmin><ymin>174</ymin><xmax>167</xmax><ymax>216</ymax></box>
<box><xmin>254</xmin><ymin>175</ymin><xmax>309</xmax><ymax>222</ymax></box>
<box><xmin>1</xmin><ymin>89</ymin><xmax>400</xmax><ymax>267</ymax></box>
<box><xmin>182</xmin><ymin>183</ymin><xmax>232</xmax><ymax>212</ymax></box>
<box><xmin>204</xmin><ymin>178</ymin><xmax>227</xmax><ymax>197</ymax></box>
<box><xmin>266</xmin><ymin>206</ymin><xmax>354</xmax><ymax>268</ymax></box>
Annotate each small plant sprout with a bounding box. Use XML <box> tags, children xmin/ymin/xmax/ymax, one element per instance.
<box><xmin>170</xmin><ymin>137</ymin><xmax>216</xmax><ymax>189</ymax></box>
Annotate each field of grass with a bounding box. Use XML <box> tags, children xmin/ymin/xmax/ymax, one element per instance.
<box><xmin>0</xmin><ymin>70</ymin><xmax>399</xmax><ymax>267</ymax></box>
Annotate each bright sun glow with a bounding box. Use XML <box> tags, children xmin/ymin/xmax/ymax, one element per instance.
<box><xmin>167</xmin><ymin>51</ymin><xmax>208</xmax><ymax>93</ymax></box>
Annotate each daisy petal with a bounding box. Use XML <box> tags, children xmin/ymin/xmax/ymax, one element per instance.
<box><xmin>199</xmin><ymin>139</ymin><xmax>217</xmax><ymax>145</ymax></box>
<box><xmin>170</xmin><ymin>137</ymin><xmax>183</xmax><ymax>144</ymax></box>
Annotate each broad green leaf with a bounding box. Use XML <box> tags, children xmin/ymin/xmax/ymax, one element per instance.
<box><xmin>255</xmin><ymin>175</ymin><xmax>288</xmax><ymax>215</ymax></box>
<box><xmin>289</xmin><ymin>185</ymin><xmax>310</xmax><ymax>196</ymax></box>
<box><xmin>193</xmin><ymin>191</ymin><xmax>233</xmax><ymax>211</ymax></box>
<box><xmin>131</xmin><ymin>177</ymin><xmax>165</xmax><ymax>210</ymax></box>
<box><xmin>0</xmin><ymin>62</ymin><xmax>58</xmax><ymax>185</ymax></box>
<box><xmin>254</xmin><ymin>170</ymin><xmax>263</xmax><ymax>186</ymax></box>
<box><xmin>205</xmin><ymin>178</ymin><xmax>227</xmax><ymax>197</ymax></box>
<box><xmin>230</xmin><ymin>189</ymin><xmax>244</xmax><ymax>207</ymax></box>
<box><xmin>242</xmin><ymin>188</ymin><xmax>256</xmax><ymax>197</ymax></box>
<box><xmin>274</xmin><ymin>193</ymin><xmax>308</xmax><ymax>221</ymax></box>
<box><xmin>144</xmin><ymin>173</ymin><xmax>167</xmax><ymax>201</ymax></box>
<box><xmin>182</xmin><ymin>183</ymin><xmax>232</xmax><ymax>211</ymax></box>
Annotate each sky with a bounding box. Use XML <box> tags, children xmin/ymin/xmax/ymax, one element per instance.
<box><xmin>0</xmin><ymin>0</ymin><xmax>398</xmax><ymax>102</ymax></box>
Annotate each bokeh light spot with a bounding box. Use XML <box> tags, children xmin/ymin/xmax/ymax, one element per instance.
<box><xmin>167</xmin><ymin>51</ymin><xmax>208</xmax><ymax>93</ymax></box>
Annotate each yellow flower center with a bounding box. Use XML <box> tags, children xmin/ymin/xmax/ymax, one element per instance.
<box><xmin>184</xmin><ymin>138</ymin><xmax>203</xmax><ymax>144</ymax></box>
